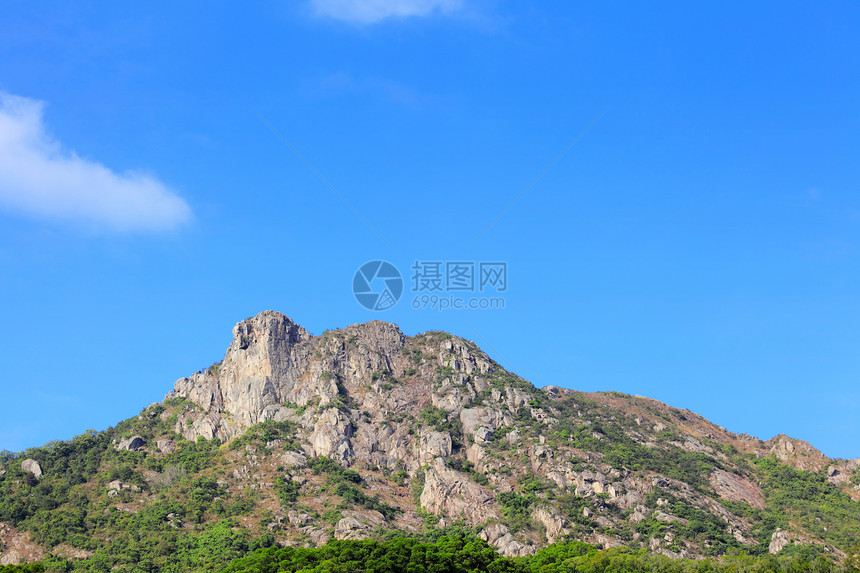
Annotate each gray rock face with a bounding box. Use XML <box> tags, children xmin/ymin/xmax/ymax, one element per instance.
<box><xmin>766</xmin><ymin>435</ymin><xmax>829</xmax><ymax>472</ymax></box>
<box><xmin>710</xmin><ymin>469</ymin><xmax>765</xmax><ymax>509</ymax></box>
<box><xmin>419</xmin><ymin>459</ymin><xmax>498</xmax><ymax>524</ymax></box>
<box><xmin>168</xmin><ymin>312</ymin><xmax>406</xmax><ymax>442</ymax></box>
<box><xmin>769</xmin><ymin>529</ymin><xmax>791</xmax><ymax>554</ymax></box>
<box><xmin>152</xmin><ymin>310</ymin><xmax>855</xmax><ymax>558</ymax></box>
<box><xmin>155</xmin><ymin>439</ymin><xmax>175</xmax><ymax>454</ymax></box>
<box><xmin>107</xmin><ymin>480</ymin><xmax>140</xmax><ymax>493</ymax></box>
<box><xmin>116</xmin><ymin>436</ymin><xmax>146</xmax><ymax>451</ymax></box>
<box><xmin>479</xmin><ymin>523</ymin><xmax>533</xmax><ymax>557</ymax></box>
<box><xmin>334</xmin><ymin>517</ymin><xmax>367</xmax><ymax>540</ymax></box>
<box><xmin>310</xmin><ymin>408</ymin><xmax>354</xmax><ymax>460</ymax></box>
<box><xmin>532</xmin><ymin>506</ymin><xmax>568</xmax><ymax>544</ymax></box>
<box><xmin>417</xmin><ymin>431</ymin><xmax>452</xmax><ymax>465</ymax></box>
<box><xmin>0</xmin><ymin>522</ymin><xmax>45</xmax><ymax>565</ymax></box>
<box><xmin>286</xmin><ymin>510</ymin><xmax>312</xmax><ymax>526</ymax></box>
<box><xmin>460</xmin><ymin>407</ymin><xmax>511</xmax><ymax>437</ymax></box>
<box><xmin>333</xmin><ymin>510</ymin><xmax>386</xmax><ymax>540</ymax></box>
<box><xmin>301</xmin><ymin>526</ymin><xmax>330</xmax><ymax>546</ymax></box>
<box><xmin>279</xmin><ymin>451</ymin><xmax>308</xmax><ymax>468</ymax></box>
<box><xmin>20</xmin><ymin>459</ymin><xmax>41</xmax><ymax>478</ymax></box>
<box><xmin>630</xmin><ymin>505</ymin><xmax>650</xmax><ymax>523</ymax></box>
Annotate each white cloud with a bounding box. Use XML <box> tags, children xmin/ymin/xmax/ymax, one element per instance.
<box><xmin>310</xmin><ymin>0</ymin><xmax>464</xmax><ymax>23</ymax></box>
<box><xmin>0</xmin><ymin>92</ymin><xmax>192</xmax><ymax>233</ymax></box>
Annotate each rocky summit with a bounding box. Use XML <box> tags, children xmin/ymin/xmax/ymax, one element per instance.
<box><xmin>1</xmin><ymin>310</ymin><xmax>859</xmax><ymax>570</ymax></box>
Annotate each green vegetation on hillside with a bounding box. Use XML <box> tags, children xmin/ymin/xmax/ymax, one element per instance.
<box><xmin>753</xmin><ymin>457</ymin><xmax>860</xmax><ymax>549</ymax></box>
<box><xmin>0</xmin><ymin>403</ymin><xmax>273</xmax><ymax>572</ymax></box>
<box><xmin>221</xmin><ymin>536</ymin><xmax>860</xmax><ymax>573</ymax></box>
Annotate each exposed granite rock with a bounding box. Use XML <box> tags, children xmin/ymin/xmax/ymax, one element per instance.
<box><xmin>309</xmin><ymin>408</ymin><xmax>353</xmax><ymax>461</ymax></box>
<box><xmin>155</xmin><ymin>439</ymin><xmax>175</xmax><ymax>454</ymax></box>
<box><xmin>479</xmin><ymin>523</ymin><xmax>534</xmax><ymax>557</ymax></box>
<box><xmin>106</xmin><ymin>480</ymin><xmax>140</xmax><ymax>493</ymax></box>
<box><xmin>0</xmin><ymin>522</ymin><xmax>44</xmax><ymax>566</ymax></box>
<box><xmin>460</xmin><ymin>407</ymin><xmax>511</xmax><ymax>437</ymax></box>
<box><xmin>767</xmin><ymin>435</ymin><xmax>829</xmax><ymax>472</ymax></box>
<box><xmin>419</xmin><ymin>459</ymin><xmax>499</xmax><ymax>525</ymax></box>
<box><xmin>630</xmin><ymin>505</ymin><xmax>650</xmax><ymax>523</ymax></box>
<box><xmin>168</xmin><ymin>312</ymin><xmax>406</xmax><ymax>442</ymax></box>
<box><xmin>417</xmin><ymin>431</ymin><xmax>452</xmax><ymax>465</ymax></box>
<box><xmin>51</xmin><ymin>544</ymin><xmax>93</xmax><ymax>560</ymax></box>
<box><xmin>116</xmin><ymin>436</ymin><xmax>146</xmax><ymax>451</ymax></box>
<box><xmin>286</xmin><ymin>510</ymin><xmax>312</xmax><ymax>526</ymax></box>
<box><xmin>334</xmin><ymin>510</ymin><xmax>387</xmax><ymax>540</ymax></box>
<box><xmin>331</xmin><ymin>517</ymin><xmax>364</xmax><ymax>540</ymax></box>
<box><xmin>532</xmin><ymin>506</ymin><xmax>568</xmax><ymax>544</ymax></box>
<box><xmin>710</xmin><ymin>469</ymin><xmax>765</xmax><ymax>509</ymax></box>
<box><xmin>279</xmin><ymin>451</ymin><xmax>308</xmax><ymax>468</ymax></box>
<box><xmin>769</xmin><ymin>529</ymin><xmax>792</xmax><ymax>554</ymax></box>
<box><xmin>301</xmin><ymin>526</ymin><xmax>330</xmax><ymax>546</ymax></box>
<box><xmin>20</xmin><ymin>459</ymin><xmax>41</xmax><ymax>478</ymax></box>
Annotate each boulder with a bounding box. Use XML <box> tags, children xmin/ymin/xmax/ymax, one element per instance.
<box><xmin>334</xmin><ymin>517</ymin><xmax>367</xmax><ymax>540</ymax></box>
<box><xmin>287</xmin><ymin>510</ymin><xmax>312</xmax><ymax>525</ymax></box>
<box><xmin>106</xmin><ymin>479</ymin><xmax>140</xmax><ymax>493</ymax></box>
<box><xmin>460</xmin><ymin>407</ymin><xmax>510</xmax><ymax>436</ymax></box>
<box><xmin>479</xmin><ymin>523</ymin><xmax>534</xmax><ymax>557</ymax></box>
<box><xmin>417</xmin><ymin>431</ymin><xmax>452</xmax><ymax>464</ymax></box>
<box><xmin>156</xmin><ymin>439</ymin><xmax>175</xmax><ymax>454</ymax></box>
<box><xmin>20</xmin><ymin>459</ymin><xmax>42</xmax><ymax>478</ymax></box>
<box><xmin>301</xmin><ymin>526</ymin><xmax>330</xmax><ymax>546</ymax></box>
<box><xmin>116</xmin><ymin>436</ymin><xmax>146</xmax><ymax>451</ymax></box>
<box><xmin>769</xmin><ymin>529</ymin><xmax>791</xmax><ymax>554</ymax></box>
<box><xmin>333</xmin><ymin>511</ymin><xmax>386</xmax><ymax>541</ymax></box>
<box><xmin>280</xmin><ymin>451</ymin><xmax>308</xmax><ymax>468</ymax></box>
<box><xmin>630</xmin><ymin>505</ymin><xmax>650</xmax><ymax>523</ymax></box>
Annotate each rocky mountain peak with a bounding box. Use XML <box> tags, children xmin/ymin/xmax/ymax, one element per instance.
<box><xmin>3</xmin><ymin>310</ymin><xmax>860</xmax><ymax>567</ymax></box>
<box><xmin>154</xmin><ymin>310</ymin><xmax>860</xmax><ymax>557</ymax></box>
<box><xmin>229</xmin><ymin>310</ymin><xmax>309</xmax><ymax>351</ymax></box>
<box><xmin>168</xmin><ymin>311</ymin><xmax>412</xmax><ymax>444</ymax></box>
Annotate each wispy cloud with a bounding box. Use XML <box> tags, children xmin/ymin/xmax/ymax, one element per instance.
<box><xmin>0</xmin><ymin>92</ymin><xmax>192</xmax><ymax>233</ymax></box>
<box><xmin>309</xmin><ymin>0</ymin><xmax>464</xmax><ymax>23</ymax></box>
<box><xmin>308</xmin><ymin>72</ymin><xmax>428</xmax><ymax>107</ymax></box>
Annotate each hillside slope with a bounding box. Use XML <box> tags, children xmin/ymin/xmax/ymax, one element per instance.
<box><xmin>1</xmin><ymin>311</ymin><xmax>858</xmax><ymax>570</ymax></box>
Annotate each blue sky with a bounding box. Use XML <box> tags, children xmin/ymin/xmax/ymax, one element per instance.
<box><xmin>0</xmin><ymin>1</ymin><xmax>858</xmax><ymax>458</ymax></box>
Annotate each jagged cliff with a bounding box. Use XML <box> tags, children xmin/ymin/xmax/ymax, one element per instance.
<box><xmin>1</xmin><ymin>310</ymin><xmax>859</xmax><ymax>569</ymax></box>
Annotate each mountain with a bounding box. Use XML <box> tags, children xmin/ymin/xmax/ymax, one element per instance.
<box><xmin>1</xmin><ymin>310</ymin><xmax>859</xmax><ymax>571</ymax></box>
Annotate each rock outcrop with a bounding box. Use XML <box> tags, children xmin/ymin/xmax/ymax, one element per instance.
<box><xmin>419</xmin><ymin>459</ymin><xmax>499</xmax><ymax>525</ymax></box>
<box><xmin>116</xmin><ymin>436</ymin><xmax>146</xmax><ymax>452</ymax></box>
<box><xmin>168</xmin><ymin>312</ymin><xmax>407</xmax><ymax>443</ymax></box>
<box><xmin>709</xmin><ymin>469</ymin><xmax>765</xmax><ymax>509</ymax></box>
<box><xmin>20</xmin><ymin>459</ymin><xmax>41</xmax><ymax>478</ymax></box>
<box><xmin>0</xmin><ymin>523</ymin><xmax>44</xmax><ymax>565</ymax></box>
<box><xmin>479</xmin><ymin>523</ymin><xmax>533</xmax><ymax>557</ymax></box>
<box><xmin>766</xmin><ymin>435</ymin><xmax>829</xmax><ymax>472</ymax></box>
